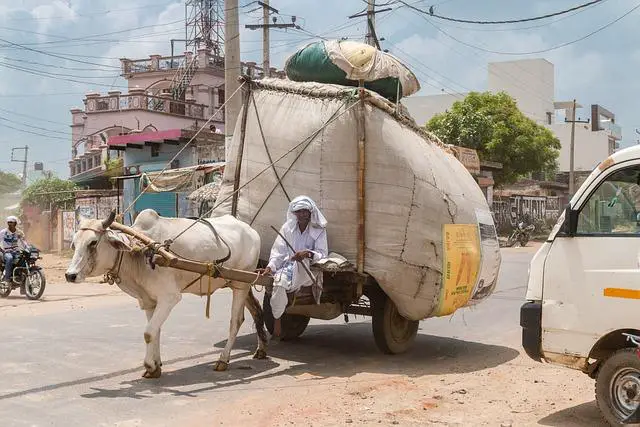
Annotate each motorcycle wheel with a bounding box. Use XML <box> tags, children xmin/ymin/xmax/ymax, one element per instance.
<box><xmin>506</xmin><ymin>232</ymin><xmax>517</xmax><ymax>248</ymax></box>
<box><xmin>519</xmin><ymin>234</ymin><xmax>530</xmax><ymax>247</ymax></box>
<box><xmin>25</xmin><ymin>270</ymin><xmax>45</xmax><ymax>300</ymax></box>
<box><xmin>0</xmin><ymin>281</ymin><xmax>11</xmax><ymax>298</ymax></box>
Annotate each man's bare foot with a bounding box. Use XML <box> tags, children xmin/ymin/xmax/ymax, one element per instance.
<box><xmin>274</xmin><ymin>318</ymin><xmax>282</xmax><ymax>338</ymax></box>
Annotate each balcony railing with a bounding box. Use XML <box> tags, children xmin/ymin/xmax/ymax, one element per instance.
<box><xmin>84</xmin><ymin>92</ymin><xmax>207</xmax><ymax>120</ymax></box>
<box><xmin>121</xmin><ymin>53</ymin><xmax>286</xmax><ymax>79</ymax></box>
<box><xmin>122</xmin><ymin>55</ymin><xmax>188</xmax><ymax>75</ymax></box>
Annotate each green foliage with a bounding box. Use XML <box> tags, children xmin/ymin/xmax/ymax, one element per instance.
<box><xmin>0</xmin><ymin>171</ymin><xmax>22</xmax><ymax>194</ymax></box>
<box><xmin>426</xmin><ymin>91</ymin><xmax>561</xmax><ymax>185</ymax></box>
<box><xmin>104</xmin><ymin>157</ymin><xmax>123</xmax><ymax>178</ymax></box>
<box><xmin>21</xmin><ymin>177</ymin><xmax>77</xmax><ymax>209</ymax></box>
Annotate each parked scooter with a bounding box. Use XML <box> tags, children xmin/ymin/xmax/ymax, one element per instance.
<box><xmin>506</xmin><ymin>221</ymin><xmax>535</xmax><ymax>247</ymax></box>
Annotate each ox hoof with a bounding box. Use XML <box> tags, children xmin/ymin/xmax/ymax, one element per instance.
<box><xmin>142</xmin><ymin>363</ymin><xmax>162</xmax><ymax>379</ymax></box>
<box><xmin>213</xmin><ymin>360</ymin><xmax>229</xmax><ymax>372</ymax></box>
<box><xmin>253</xmin><ymin>349</ymin><xmax>268</xmax><ymax>360</ymax></box>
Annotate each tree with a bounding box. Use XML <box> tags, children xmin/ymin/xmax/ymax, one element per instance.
<box><xmin>0</xmin><ymin>171</ymin><xmax>21</xmax><ymax>194</ymax></box>
<box><xmin>21</xmin><ymin>177</ymin><xmax>77</xmax><ymax>210</ymax></box>
<box><xmin>426</xmin><ymin>91</ymin><xmax>561</xmax><ymax>185</ymax></box>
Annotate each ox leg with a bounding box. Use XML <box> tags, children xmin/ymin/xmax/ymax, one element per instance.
<box><xmin>214</xmin><ymin>285</ymin><xmax>248</xmax><ymax>371</ymax></box>
<box><xmin>142</xmin><ymin>293</ymin><xmax>181</xmax><ymax>378</ymax></box>
<box><xmin>245</xmin><ymin>290</ymin><xmax>268</xmax><ymax>360</ymax></box>
<box><xmin>145</xmin><ymin>309</ymin><xmax>162</xmax><ymax>369</ymax></box>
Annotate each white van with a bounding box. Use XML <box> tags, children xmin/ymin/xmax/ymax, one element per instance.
<box><xmin>522</xmin><ymin>145</ymin><xmax>640</xmax><ymax>425</ymax></box>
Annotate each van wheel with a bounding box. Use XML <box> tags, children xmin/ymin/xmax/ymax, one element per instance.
<box><xmin>596</xmin><ymin>348</ymin><xmax>640</xmax><ymax>425</ymax></box>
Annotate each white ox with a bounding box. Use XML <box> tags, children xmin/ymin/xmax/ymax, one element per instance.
<box><xmin>65</xmin><ymin>209</ymin><xmax>268</xmax><ymax>378</ymax></box>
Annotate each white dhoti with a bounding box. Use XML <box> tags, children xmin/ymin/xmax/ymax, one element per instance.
<box><xmin>270</xmin><ymin>260</ymin><xmax>323</xmax><ymax>319</ymax></box>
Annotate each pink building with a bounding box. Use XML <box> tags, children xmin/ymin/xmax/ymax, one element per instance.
<box><xmin>68</xmin><ymin>47</ymin><xmax>279</xmax><ymax>187</ymax></box>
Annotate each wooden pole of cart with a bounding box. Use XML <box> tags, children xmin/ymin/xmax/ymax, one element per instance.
<box><xmin>109</xmin><ymin>221</ymin><xmax>273</xmax><ymax>287</ymax></box>
<box><xmin>231</xmin><ymin>78</ymin><xmax>253</xmax><ymax>217</ymax></box>
<box><xmin>356</xmin><ymin>81</ymin><xmax>367</xmax><ymax>275</ymax></box>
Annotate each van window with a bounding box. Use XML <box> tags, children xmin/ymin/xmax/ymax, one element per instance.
<box><xmin>577</xmin><ymin>165</ymin><xmax>640</xmax><ymax>235</ymax></box>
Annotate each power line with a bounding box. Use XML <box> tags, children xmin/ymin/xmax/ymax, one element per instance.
<box><xmin>401</xmin><ymin>9</ymin><xmax>558</xmax><ymax>106</ymax></box>
<box><xmin>0</xmin><ymin>61</ymin><xmax>119</xmax><ymax>79</ymax></box>
<box><xmin>422</xmin><ymin>0</ymin><xmax>608</xmax><ymax>33</ymax></box>
<box><xmin>403</xmin><ymin>0</ymin><xmax>604</xmax><ymax>25</ymax></box>
<box><xmin>0</xmin><ymin>62</ymin><xmax>127</xmax><ymax>89</ymax></box>
<box><xmin>0</xmin><ymin>37</ymin><xmax>121</xmax><ymax>69</ymax></box>
<box><xmin>0</xmin><ymin>116</ymin><xmax>69</xmax><ymax>136</ymax></box>
<box><xmin>415</xmin><ymin>2</ymin><xmax>640</xmax><ymax>56</ymax></box>
<box><xmin>0</xmin><ymin>122</ymin><xmax>68</xmax><ymax>141</ymax></box>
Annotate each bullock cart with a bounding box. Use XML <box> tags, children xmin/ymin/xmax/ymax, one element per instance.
<box><xmin>107</xmin><ymin>72</ymin><xmax>501</xmax><ymax>355</ymax></box>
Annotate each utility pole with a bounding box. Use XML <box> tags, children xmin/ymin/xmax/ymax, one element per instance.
<box><xmin>348</xmin><ymin>4</ymin><xmax>391</xmax><ymax>49</ymax></box>
<box><xmin>366</xmin><ymin>0</ymin><xmax>375</xmax><ymax>47</ymax></box>
<box><xmin>263</xmin><ymin>1</ymin><xmax>271</xmax><ymax>77</ymax></box>
<box><xmin>565</xmin><ymin>99</ymin><xmax>590</xmax><ymax>195</ymax></box>
<box><xmin>245</xmin><ymin>1</ymin><xmax>298</xmax><ymax>78</ymax></box>
<box><xmin>11</xmin><ymin>146</ymin><xmax>28</xmax><ymax>187</ymax></box>
<box><xmin>225</xmin><ymin>0</ymin><xmax>242</xmax><ymax>156</ymax></box>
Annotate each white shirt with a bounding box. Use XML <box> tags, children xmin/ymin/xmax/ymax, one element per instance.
<box><xmin>267</xmin><ymin>223</ymin><xmax>328</xmax><ymax>289</ymax></box>
<box><xmin>0</xmin><ymin>228</ymin><xmax>25</xmax><ymax>251</ymax></box>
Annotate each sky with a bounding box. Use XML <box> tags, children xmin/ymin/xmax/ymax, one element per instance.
<box><xmin>0</xmin><ymin>0</ymin><xmax>637</xmax><ymax>178</ymax></box>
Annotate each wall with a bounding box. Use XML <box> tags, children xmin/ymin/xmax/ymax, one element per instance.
<box><xmin>550</xmin><ymin>122</ymin><xmax>611</xmax><ymax>172</ymax></box>
<box><xmin>488</xmin><ymin>59</ymin><xmax>555</xmax><ymax>125</ymax></box>
<box><xmin>402</xmin><ymin>93</ymin><xmax>461</xmax><ymax>126</ymax></box>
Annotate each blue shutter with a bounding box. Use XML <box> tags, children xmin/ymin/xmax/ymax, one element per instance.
<box><xmin>134</xmin><ymin>178</ymin><xmax>177</xmax><ymax>217</ymax></box>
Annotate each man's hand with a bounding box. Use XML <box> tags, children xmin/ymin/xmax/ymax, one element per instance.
<box><xmin>258</xmin><ymin>267</ymin><xmax>273</xmax><ymax>276</ymax></box>
<box><xmin>291</xmin><ymin>250</ymin><xmax>312</xmax><ymax>262</ymax></box>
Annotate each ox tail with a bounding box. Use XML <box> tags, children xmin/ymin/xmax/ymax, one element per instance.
<box><xmin>245</xmin><ymin>290</ymin><xmax>268</xmax><ymax>345</ymax></box>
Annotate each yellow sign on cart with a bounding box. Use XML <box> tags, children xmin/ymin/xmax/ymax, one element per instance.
<box><xmin>436</xmin><ymin>224</ymin><xmax>481</xmax><ymax>316</ymax></box>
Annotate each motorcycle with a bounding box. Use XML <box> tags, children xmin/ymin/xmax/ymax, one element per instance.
<box><xmin>0</xmin><ymin>245</ymin><xmax>46</xmax><ymax>300</ymax></box>
<box><xmin>506</xmin><ymin>221</ymin><xmax>535</xmax><ymax>247</ymax></box>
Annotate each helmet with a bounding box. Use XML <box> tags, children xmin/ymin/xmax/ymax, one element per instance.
<box><xmin>6</xmin><ymin>216</ymin><xmax>18</xmax><ymax>224</ymax></box>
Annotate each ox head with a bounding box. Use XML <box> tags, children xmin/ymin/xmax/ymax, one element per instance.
<box><xmin>65</xmin><ymin>211</ymin><xmax>132</xmax><ymax>283</ymax></box>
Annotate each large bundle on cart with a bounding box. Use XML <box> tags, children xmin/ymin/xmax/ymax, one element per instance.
<box><xmin>285</xmin><ymin>40</ymin><xmax>420</xmax><ymax>102</ymax></box>
<box><xmin>214</xmin><ymin>77</ymin><xmax>501</xmax><ymax>322</ymax></box>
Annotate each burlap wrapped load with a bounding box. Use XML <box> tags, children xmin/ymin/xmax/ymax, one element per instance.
<box><xmin>285</xmin><ymin>40</ymin><xmax>420</xmax><ymax>102</ymax></box>
<box><xmin>214</xmin><ymin>78</ymin><xmax>500</xmax><ymax>321</ymax></box>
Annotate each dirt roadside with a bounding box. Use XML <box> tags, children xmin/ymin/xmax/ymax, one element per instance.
<box><xmin>0</xmin><ymin>251</ymin><xmax>129</xmax><ymax>317</ymax></box>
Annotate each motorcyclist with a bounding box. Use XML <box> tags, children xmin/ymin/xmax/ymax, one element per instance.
<box><xmin>0</xmin><ymin>216</ymin><xmax>29</xmax><ymax>294</ymax></box>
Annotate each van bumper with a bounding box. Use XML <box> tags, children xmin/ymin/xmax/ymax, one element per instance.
<box><xmin>520</xmin><ymin>301</ymin><xmax>542</xmax><ymax>362</ymax></box>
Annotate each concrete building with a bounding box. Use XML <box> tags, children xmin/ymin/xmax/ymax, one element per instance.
<box><xmin>68</xmin><ymin>48</ymin><xmax>280</xmax><ymax>188</ymax></box>
<box><xmin>402</xmin><ymin>59</ymin><xmax>622</xmax><ymax>176</ymax></box>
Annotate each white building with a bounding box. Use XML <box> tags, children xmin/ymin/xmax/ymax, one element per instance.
<box><xmin>402</xmin><ymin>58</ymin><xmax>622</xmax><ymax>174</ymax></box>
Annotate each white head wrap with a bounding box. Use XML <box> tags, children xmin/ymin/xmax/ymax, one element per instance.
<box><xmin>286</xmin><ymin>195</ymin><xmax>327</xmax><ymax>229</ymax></box>
<box><xmin>6</xmin><ymin>216</ymin><xmax>18</xmax><ymax>224</ymax></box>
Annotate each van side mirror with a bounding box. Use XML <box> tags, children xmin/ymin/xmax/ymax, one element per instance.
<box><xmin>561</xmin><ymin>204</ymin><xmax>578</xmax><ymax>237</ymax></box>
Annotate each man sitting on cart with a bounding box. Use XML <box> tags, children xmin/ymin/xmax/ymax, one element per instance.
<box><xmin>262</xmin><ymin>196</ymin><xmax>328</xmax><ymax>339</ymax></box>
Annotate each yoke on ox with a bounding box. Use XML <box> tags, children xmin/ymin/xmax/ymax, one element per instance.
<box><xmin>65</xmin><ymin>209</ymin><xmax>269</xmax><ymax>378</ymax></box>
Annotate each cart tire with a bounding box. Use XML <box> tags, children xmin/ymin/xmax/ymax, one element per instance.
<box><xmin>262</xmin><ymin>292</ymin><xmax>310</xmax><ymax>341</ymax></box>
<box><xmin>372</xmin><ymin>291</ymin><xmax>419</xmax><ymax>355</ymax></box>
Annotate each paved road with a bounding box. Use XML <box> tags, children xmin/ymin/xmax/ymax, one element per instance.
<box><xmin>0</xmin><ymin>247</ymin><xmax>603</xmax><ymax>426</ymax></box>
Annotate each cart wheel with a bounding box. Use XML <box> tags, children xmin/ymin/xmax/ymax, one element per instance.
<box><xmin>371</xmin><ymin>291</ymin><xmax>419</xmax><ymax>355</ymax></box>
<box><xmin>262</xmin><ymin>292</ymin><xmax>310</xmax><ymax>341</ymax></box>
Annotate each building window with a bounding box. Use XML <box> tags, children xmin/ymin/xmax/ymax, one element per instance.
<box><xmin>546</xmin><ymin>112</ymin><xmax>552</xmax><ymax>125</ymax></box>
<box><xmin>151</xmin><ymin>144</ymin><xmax>160</xmax><ymax>157</ymax></box>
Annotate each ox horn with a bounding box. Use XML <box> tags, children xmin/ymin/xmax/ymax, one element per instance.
<box><xmin>102</xmin><ymin>210</ymin><xmax>116</xmax><ymax>229</ymax></box>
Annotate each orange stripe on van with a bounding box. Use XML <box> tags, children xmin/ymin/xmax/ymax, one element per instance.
<box><xmin>603</xmin><ymin>288</ymin><xmax>640</xmax><ymax>300</ymax></box>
